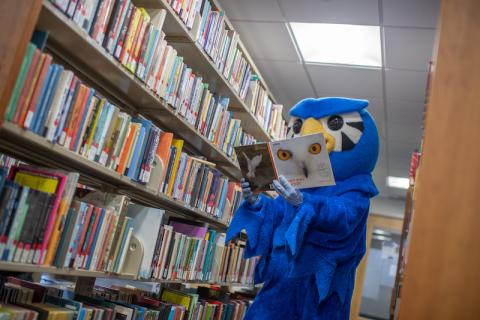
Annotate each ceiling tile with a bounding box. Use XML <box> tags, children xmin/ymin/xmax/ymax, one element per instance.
<box><xmin>279</xmin><ymin>0</ymin><xmax>380</xmax><ymax>25</ymax></box>
<box><xmin>385</xmin><ymin>69</ymin><xmax>428</xmax><ymax>102</ymax></box>
<box><xmin>308</xmin><ymin>64</ymin><xmax>383</xmax><ymax>99</ymax></box>
<box><xmin>255</xmin><ymin>60</ymin><xmax>316</xmax><ymax>111</ymax></box>
<box><xmin>384</xmin><ymin>27</ymin><xmax>436</xmax><ymax>71</ymax></box>
<box><xmin>232</xmin><ymin>21</ymin><xmax>299</xmax><ymax>62</ymax></box>
<box><xmin>387</xmin><ymin>99</ymin><xmax>425</xmax><ymax>127</ymax></box>
<box><xmin>382</xmin><ymin>0</ymin><xmax>441</xmax><ymax>28</ymax></box>
<box><xmin>219</xmin><ymin>0</ymin><xmax>284</xmax><ymax>22</ymax></box>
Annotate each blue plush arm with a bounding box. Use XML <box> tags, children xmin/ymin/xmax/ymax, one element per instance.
<box><xmin>285</xmin><ymin>190</ymin><xmax>372</xmax><ymax>258</ymax></box>
<box><xmin>225</xmin><ymin>194</ymin><xmax>283</xmax><ymax>258</ymax></box>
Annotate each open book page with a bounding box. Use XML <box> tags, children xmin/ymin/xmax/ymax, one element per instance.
<box><xmin>235</xmin><ymin>143</ymin><xmax>275</xmax><ymax>192</ymax></box>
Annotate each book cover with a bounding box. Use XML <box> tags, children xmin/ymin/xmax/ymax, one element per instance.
<box><xmin>235</xmin><ymin>133</ymin><xmax>335</xmax><ymax>191</ymax></box>
<box><xmin>269</xmin><ymin>133</ymin><xmax>335</xmax><ymax>189</ymax></box>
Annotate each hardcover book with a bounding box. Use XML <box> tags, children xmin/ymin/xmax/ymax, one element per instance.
<box><xmin>235</xmin><ymin>133</ymin><xmax>335</xmax><ymax>192</ymax></box>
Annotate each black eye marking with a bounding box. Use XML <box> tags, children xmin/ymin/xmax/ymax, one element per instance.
<box><xmin>292</xmin><ymin>119</ymin><xmax>303</xmax><ymax>134</ymax></box>
<box><xmin>341</xmin><ymin>132</ymin><xmax>356</xmax><ymax>150</ymax></box>
<box><xmin>327</xmin><ymin>115</ymin><xmax>344</xmax><ymax>131</ymax></box>
<box><xmin>346</xmin><ymin>121</ymin><xmax>364</xmax><ymax>132</ymax></box>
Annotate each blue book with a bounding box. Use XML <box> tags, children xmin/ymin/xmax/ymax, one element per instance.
<box><xmin>216</xmin><ymin>179</ymin><xmax>229</xmax><ymax>218</ymax></box>
<box><xmin>198</xmin><ymin>2</ymin><xmax>212</xmax><ymax>46</ymax></box>
<box><xmin>142</xmin><ymin>29</ymin><xmax>159</xmax><ymax>81</ymax></box>
<box><xmin>34</xmin><ymin>65</ymin><xmax>64</xmax><ymax>134</ymax></box>
<box><xmin>85</xmin><ymin>208</ymin><xmax>105</xmax><ymax>270</ymax></box>
<box><xmin>28</xmin><ymin>65</ymin><xmax>54</xmax><ymax>131</ymax></box>
<box><xmin>133</xmin><ymin>119</ymin><xmax>152</xmax><ymax>180</ymax></box>
<box><xmin>63</xmin><ymin>202</ymin><xmax>87</xmax><ymax>268</ymax></box>
<box><xmin>114</xmin><ymin>217</ymin><xmax>133</xmax><ymax>272</ymax></box>
<box><xmin>165</xmin><ymin>57</ymin><xmax>179</xmax><ymax>99</ymax></box>
<box><xmin>31</xmin><ymin>30</ymin><xmax>49</xmax><ymax>50</ymax></box>
<box><xmin>54</xmin><ymin>77</ymin><xmax>79</xmax><ymax>142</ymax></box>
<box><xmin>72</xmin><ymin>89</ymin><xmax>95</xmax><ymax>152</ymax></box>
<box><xmin>127</xmin><ymin>119</ymin><xmax>146</xmax><ymax>180</ymax></box>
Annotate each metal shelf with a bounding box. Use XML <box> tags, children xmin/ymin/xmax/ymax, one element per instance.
<box><xmin>134</xmin><ymin>0</ymin><xmax>274</xmax><ymax>141</ymax></box>
<box><xmin>0</xmin><ymin>261</ymin><xmax>255</xmax><ymax>288</ymax></box>
<box><xmin>36</xmin><ymin>1</ymin><xmax>241</xmax><ymax>180</ymax></box>
<box><xmin>0</xmin><ymin>122</ymin><xmax>229</xmax><ymax>229</ymax></box>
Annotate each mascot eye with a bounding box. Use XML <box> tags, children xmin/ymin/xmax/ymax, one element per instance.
<box><xmin>292</xmin><ymin>119</ymin><xmax>303</xmax><ymax>134</ymax></box>
<box><xmin>277</xmin><ymin>149</ymin><xmax>292</xmax><ymax>161</ymax></box>
<box><xmin>327</xmin><ymin>115</ymin><xmax>344</xmax><ymax>131</ymax></box>
<box><xmin>308</xmin><ymin>143</ymin><xmax>321</xmax><ymax>154</ymax></box>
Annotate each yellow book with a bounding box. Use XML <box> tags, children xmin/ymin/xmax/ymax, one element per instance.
<box><xmin>223</xmin><ymin>119</ymin><xmax>235</xmax><ymax>152</ymax></box>
<box><xmin>121</xmin><ymin>7</ymin><xmax>142</xmax><ymax>66</ymax></box>
<box><xmin>161</xmin><ymin>289</ymin><xmax>192</xmax><ymax>311</ymax></box>
<box><xmin>128</xmin><ymin>8</ymin><xmax>151</xmax><ymax>72</ymax></box>
<box><xmin>166</xmin><ymin>139</ymin><xmax>184</xmax><ymax>196</ymax></box>
<box><xmin>82</xmin><ymin>98</ymin><xmax>105</xmax><ymax>157</ymax></box>
<box><xmin>14</xmin><ymin>172</ymin><xmax>58</xmax><ymax>193</ymax></box>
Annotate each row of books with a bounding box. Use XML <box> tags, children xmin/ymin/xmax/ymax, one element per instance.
<box><xmin>91</xmin><ymin>280</ymin><xmax>254</xmax><ymax>320</ymax></box>
<box><xmin>0</xmin><ymin>163</ymin><xmax>250</xmax><ymax>282</ymax></box>
<box><xmin>0</xmin><ymin>276</ymin><xmax>253</xmax><ymax>320</ymax></box>
<box><xmin>147</xmin><ymin>219</ymin><xmax>256</xmax><ymax>285</ymax></box>
<box><xmin>160</xmin><ymin>141</ymin><xmax>243</xmax><ymax>222</ymax></box>
<box><xmin>48</xmin><ymin>0</ymin><xmax>256</xmax><ymax>156</ymax></box>
<box><xmin>165</xmin><ymin>0</ymin><xmax>286</xmax><ymax>137</ymax></box>
<box><xmin>245</xmin><ymin>77</ymin><xmax>287</xmax><ymax>140</ymax></box>
<box><xmin>5</xmin><ymin>41</ymin><xmax>245</xmax><ymax>222</ymax></box>
<box><xmin>0</xmin><ymin>277</ymin><xmax>188</xmax><ymax>320</ymax></box>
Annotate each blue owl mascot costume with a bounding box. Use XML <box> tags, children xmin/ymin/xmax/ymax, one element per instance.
<box><xmin>226</xmin><ymin>97</ymin><xmax>379</xmax><ymax>319</ymax></box>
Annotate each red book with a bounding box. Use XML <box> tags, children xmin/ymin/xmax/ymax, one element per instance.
<box><xmin>74</xmin><ymin>204</ymin><xmax>94</xmax><ymax>267</ymax></box>
<box><xmin>22</xmin><ymin>54</ymin><xmax>52</xmax><ymax>129</ymax></box>
<box><xmin>80</xmin><ymin>207</ymin><xmax>103</xmax><ymax>269</ymax></box>
<box><xmin>12</xmin><ymin>49</ymin><xmax>41</xmax><ymax>124</ymax></box>
<box><xmin>67</xmin><ymin>86</ymin><xmax>90</xmax><ymax>150</ymax></box>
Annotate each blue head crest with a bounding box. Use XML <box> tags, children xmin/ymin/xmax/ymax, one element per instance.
<box><xmin>289</xmin><ymin>97</ymin><xmax>379</xmax><ymax>181</ymax></box>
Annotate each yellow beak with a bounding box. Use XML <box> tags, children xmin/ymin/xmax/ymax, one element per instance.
<box><xmin>300</xmin><ymin>118</ymin><xmax>336</xmax><ymax>153</ymax></box>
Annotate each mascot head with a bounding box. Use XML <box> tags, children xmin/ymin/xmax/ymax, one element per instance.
<box><xmin>287</xmin><ymin>97</ymin><xmax>379</xmax><ymax>181</ymax></box>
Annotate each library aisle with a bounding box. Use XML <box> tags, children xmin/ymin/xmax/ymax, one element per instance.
<box><xmin>0</xmin><ymin>0</ymin><xmax>478</xmax><ymax>319</ymax></box>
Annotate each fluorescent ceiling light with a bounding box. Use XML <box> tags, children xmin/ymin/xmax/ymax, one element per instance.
<box><xmin>290</xmin><ymin>22</ymin><xmax>382</xmax><ymax>67</ymax></box>
<box><xmin>387</xmin><ymin>176</ymin><xmax>410</xmax><ymax>189</ymax></box>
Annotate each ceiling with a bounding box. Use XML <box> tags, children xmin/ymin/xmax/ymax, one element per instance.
<box><xmin>220</xmin><ymin>0</ymin><xmax>440</xmax><ymax>206</ymax></box>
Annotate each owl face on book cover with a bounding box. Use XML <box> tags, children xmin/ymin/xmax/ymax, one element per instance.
<box><xmin>226</xmin><ymin>97</ymin><xmax>379</xmax><ymax>319</ymax></box>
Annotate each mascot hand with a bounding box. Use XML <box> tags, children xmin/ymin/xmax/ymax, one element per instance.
<box><xmin>273</xmin><ymin>175</ymin><xmax>303</xmax><ymax>207</ymax></box>
<box><xmin>241</xmin><ymin>178</ymin><xmax>260</xmax><ymax>205</ymax></box>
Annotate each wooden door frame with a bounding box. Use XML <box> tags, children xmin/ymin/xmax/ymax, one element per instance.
<box><xmin>350</xmin><ymin>213</ymin><xmax>404</xmax><ymax>320</ymax></box>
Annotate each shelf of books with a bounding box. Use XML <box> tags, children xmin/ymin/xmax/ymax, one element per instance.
<box><xmin>0</xmin><ymin>156</ymin><xmax>257</xmax><ymax>286</ymax></box>
<box><xmin>0</xmin><ymin>0</ymin><xmax>282</xmax><ymax>316</ymax></box>
<box><xmin>0</xmin><ymin>123</ymin><xmax>238</xmax><ymax>229</ymax></box>
<box><xmin>133</xmin><ymin>0</ymin><xmax>286</xmax><ymax>141</ymax></box>
<box><xmin>37</xmin><ymin>1</ymin><xmax>246</xmax><ymax>180</ymax></box>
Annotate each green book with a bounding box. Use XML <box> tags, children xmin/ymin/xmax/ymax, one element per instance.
<box><xmin>5</xmin><ymin>43</ymin><xmax>36</xmax><ymax>121</ymax></box>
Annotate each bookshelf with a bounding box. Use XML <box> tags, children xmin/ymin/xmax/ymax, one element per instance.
<box><xmin>0</xmin><ymin>261</ymin><xmax>255</xmax><ymax>288</ymax></box>
<box><xmin>134</xmin><ymin>0</ymin><xmax>277</xmax><ymax>141</ymax></box>
<box><xmin>0</xmin><ymin>0</ymin><xmax>274</xmax><ymax>308</ymax></box>
<box><xmin>37</xmin><ymin>1</ymin><xmax>242</xmax><ymax>180</ymax></box>
<box><xmin>0</xmin><ymin>122</ymin><xmax>229</xmax><ymax>229</ymax></box>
